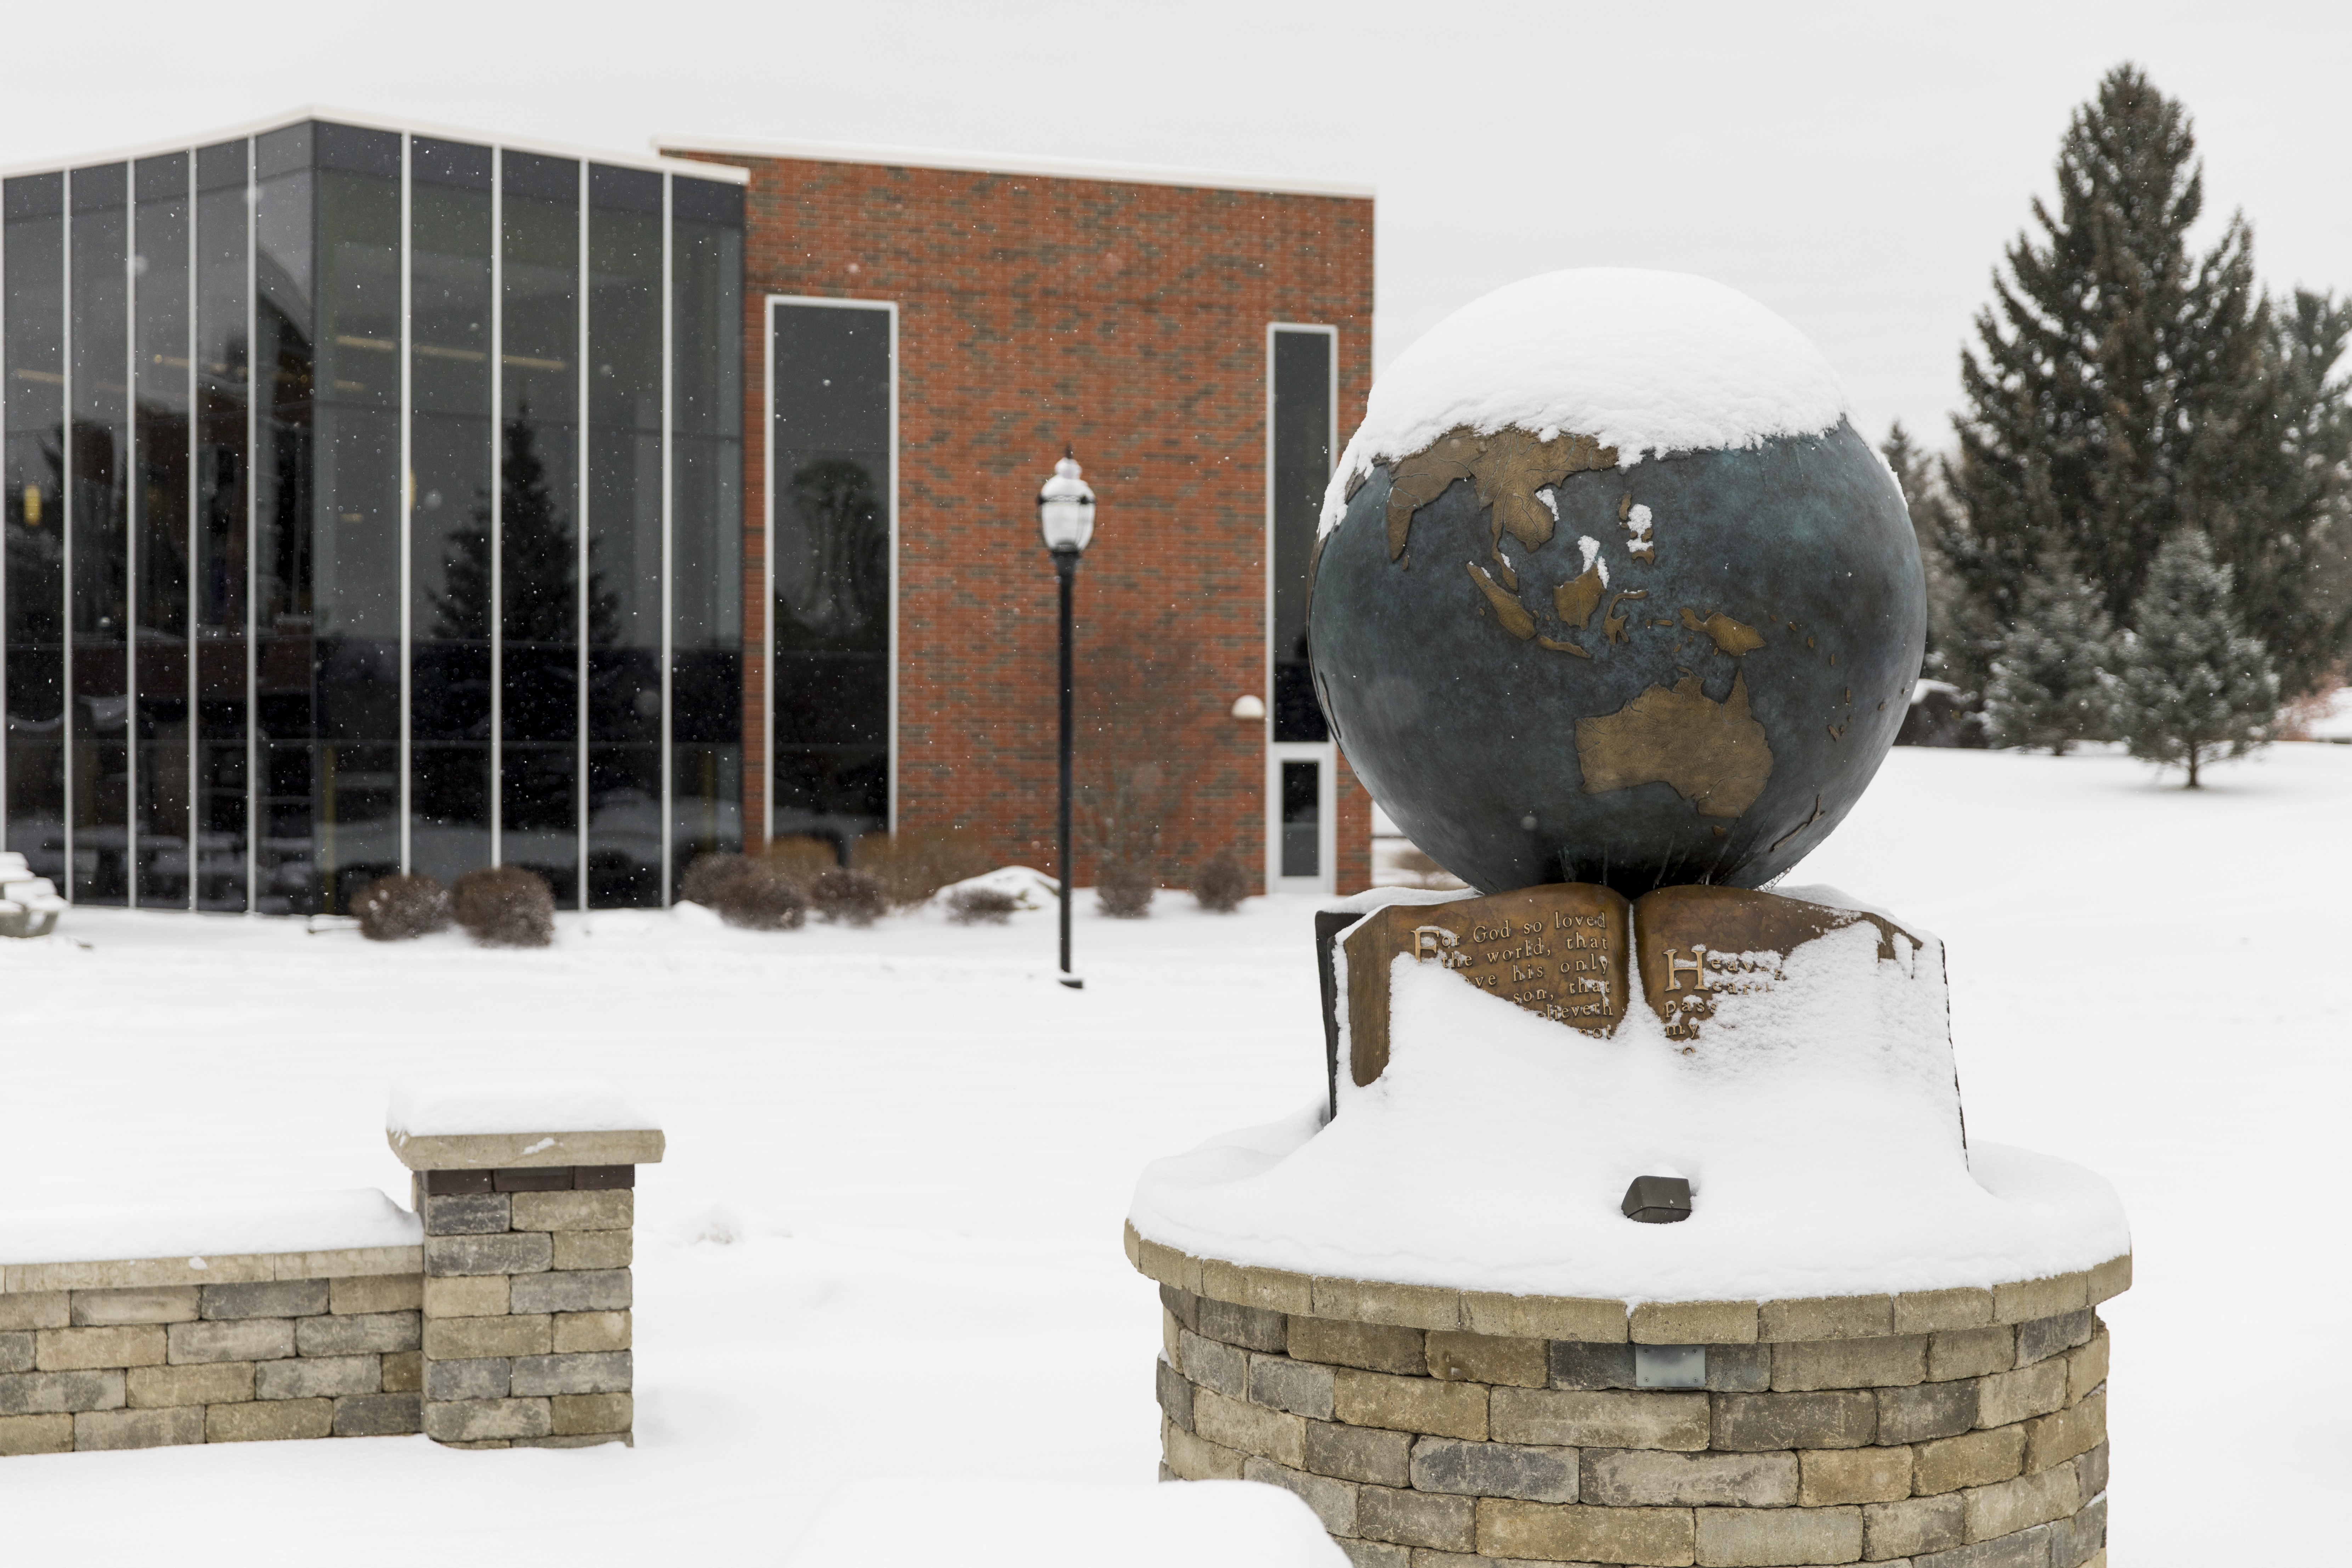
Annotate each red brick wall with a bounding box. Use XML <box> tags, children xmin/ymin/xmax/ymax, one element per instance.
<box><xmin>667</xmin><ymin>149</ymin><xmax>1376</xmax><ymax>895</ymax></box>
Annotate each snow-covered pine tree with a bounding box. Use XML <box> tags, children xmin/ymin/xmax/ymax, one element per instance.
<box><xmin>2112</xmin><ymin>530</ymin><xmax>2278</xmax><ymax>786</ymax></box>
<box><xmin>1943</xmin><ymin>65</ymin><xmax>2352</xmax><ymax>700</ymax></box>
<box><xmin>1883</xmin><ymin>422</ymin><xmax>1991</xmax><ymax>692</ymax></box>
<box><xmin>1984</xmin><ymin>556</ymin><xmax>2118</xmax><ymax>753</ymax></box>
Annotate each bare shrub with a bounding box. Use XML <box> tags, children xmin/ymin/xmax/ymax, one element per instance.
<box><xmin>945</xmin><ymin>886</ymin><xmax>1021</xmax><ymax>925</ymax></box>
<box><xmin>1190</xmin><ymin>850</ymin><xmax>1251</xmax><ymax>913</ymax></box>
<box><xmin>450</xmin><ymin>866</ymin><xmax>555</xmax><ymax>948</ymax></box>
<box><xmin>761</xmin><ymin>834</ymin><xmax>841</xmax><ymax>884</ymax></box>
<box><xmin>680</xmin><ymin>852</ymin><xmax>752</xmax><ymax>910</ymax></box>
<box><xmin>682</xmin><ymin>851</ymin><xmax>807</xmax><ymax>930</ymax></box>
<box><xmin>352</xmin><ymin>873</ymin><xmax>450</xmax><ymax>941</ymax></box>
<box><xmin>1096</xmin><ymin>859</ymin><xmax>1156</xmax><ymax>919</ymax></box>
<box><xmin>854</xmin><ymin>828</ymin><xmax>993</xmax><ymax>908</ymax></box>
<box><xmin>810</xmin><ymin>866</ymin><xmax>888</xmax><ymax>927</ymax></box>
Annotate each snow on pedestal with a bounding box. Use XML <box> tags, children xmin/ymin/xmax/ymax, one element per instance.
<box><xmin>1127</xmin><ymin>884</ymin><xmax>2125</xmax><ymax>1568</ymax></box>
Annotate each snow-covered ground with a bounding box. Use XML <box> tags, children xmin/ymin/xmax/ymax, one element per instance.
<box><xmin>0</xmin><ymin>742</ymin><xmax>2344</xmax><ymax>1563</ymax></box>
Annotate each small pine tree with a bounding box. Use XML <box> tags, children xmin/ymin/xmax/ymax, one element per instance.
<box><xmin>1984</xmin><ymin>556</ymin><xmax>2118</xmax><ymax>753</ymax></box>
<box><xmin>2112</xmin><ymin>530</ymin><xmax>2278</xmax><ymax>786</ymax></box>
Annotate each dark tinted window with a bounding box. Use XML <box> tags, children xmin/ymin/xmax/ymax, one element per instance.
<box><xmin>770</xmin><ymin>301</ymin><xmax>891</xmax><ymax>854</ymax></box>
<box><xmin>1271</xmin><ymin>328</ymin><xmax>1333</xmax><ymax>744</ymax></box>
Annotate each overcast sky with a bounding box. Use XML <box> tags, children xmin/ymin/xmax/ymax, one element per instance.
<box><xmin>6</xmin><ymin>0</ymin><xmax>2343</xmax><ymax>450</ymax></box>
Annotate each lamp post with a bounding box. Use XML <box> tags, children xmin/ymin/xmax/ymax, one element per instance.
<box><xmin>1037</xmin><ymin>448</ymin><xmax>1096</xmax><ymax>991</ymax></box>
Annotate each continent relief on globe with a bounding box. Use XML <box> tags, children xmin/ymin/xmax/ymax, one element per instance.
<box><xmin>1340</xmin><ymin>885</ymin><xmax>1924</xmax><ymax>1090</ymax></box>
<box><xmin>1371</xmin><ymin>424</ymin><xmax>1784</xmax><ymax>823</ymax></box>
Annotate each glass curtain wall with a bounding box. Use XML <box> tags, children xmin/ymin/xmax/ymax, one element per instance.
<box><xmin>71</xmin><ymin>162</ymin><xmax>132</xmax><ymax>904</ymax></box>
<box><xmin>309</xmin><ymin>125</ymin><xmax>403</xmax><ymax>913</ymax></box>
<box><xmin>409</xmin><ymin>138</ymin><xmax>494</xmax><ymax>888</ymax></box>
<box><xmin>769</xmin><ymin>300</ymin><xmax>891</xmax><ymax>854</ymax></box>
<box><xmin>669</xmin><ymin>178</ymin><xmax>742</xmax><ymax>894</ymax></box>
<box><xmin>253</xmin><ymin>124</ymin><xmax>314</xmax><ymax>912</ymax></box>
<box><xmin>193</xmin><ymin>139</ymin><xmax>250</xmax><ymax>910</ymax></box>
<box><xmin>134</xmin><ymin>153</ymin><xmax>194</xmax><ymax>907</ymax></box>
<box><xmin>4</xmin><ymin>173</ymin><xmax>67</xmax><ymax>881</ymax></box>
<box><xmin>1</xmin><ymin>121</ymin><xmax>742</xmax><ymax>915</ymax></box>
<box><xmin>585</xmin><ymin>166</ymin><xmax>665</xmax><ymax>906</ymax></box>
<box><xmin>499</xmin><ymin>151</ymin><xmax>582</xmax><ymax>902</ymax></box>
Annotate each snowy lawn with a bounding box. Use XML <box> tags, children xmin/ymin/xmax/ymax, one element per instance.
<box><xmin>0</xmin><ymin>743</ymin><xmax>2344</xmax><ymax>1563</ymax></box>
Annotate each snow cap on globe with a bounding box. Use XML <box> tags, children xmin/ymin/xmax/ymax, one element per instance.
<box><xmin>1310</xmin><ymin>268</ymin><xmax>1926</xmax><ymax>896</ymax></box>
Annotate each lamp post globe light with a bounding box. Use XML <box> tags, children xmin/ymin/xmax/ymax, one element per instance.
<box><xmin>1038</xmin><ymin>449</ymin><xmax>1096</xmax><ymax>990</ymax></box>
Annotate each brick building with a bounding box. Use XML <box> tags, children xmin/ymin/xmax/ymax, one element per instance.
<box><xmin>0</xmin><ymin>112</ymin><xmax>1374</xmax><ymax>913</ymax></box>
<box><xmin>667</xmin><ymin>136</ymin><xmax>1375</xmax><ymax>898</ymax></box>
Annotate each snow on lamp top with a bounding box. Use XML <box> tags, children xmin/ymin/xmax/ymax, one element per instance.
<box><xmin>1319</xmin><ymin>268</ymin><xmax>1854</xmax><ymax>537</ymax></box>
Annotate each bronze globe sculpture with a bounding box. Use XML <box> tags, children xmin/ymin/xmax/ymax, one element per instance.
<box><xmin>1309</xmin><ymin>270</ymin><xmax>1926</xmax><ymax>896</ymax></box>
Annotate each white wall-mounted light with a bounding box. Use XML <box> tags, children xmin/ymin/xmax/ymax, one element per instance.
<box><xmin>1231</xmin><ymin>695</ymin><xmax>1266</xmax><ymax>721</ymax></box>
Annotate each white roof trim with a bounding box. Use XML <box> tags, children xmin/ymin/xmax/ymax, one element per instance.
<box><xmin>651</xmin><ymin>133</ymin><xmax>1373</xmax><ymax>200</ymax></box>
<box><xmin>1</xmin><ymin>104</ymin><xmax>749</xmax><ymax>185</ymax></box>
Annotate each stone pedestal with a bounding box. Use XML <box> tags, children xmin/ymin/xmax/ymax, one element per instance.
<box><xmin>1134</xmin><ymin>1234</ymin><xmax>2123</xmax><ymax>1568</ymax></box>
<box><xmin>388</xmin><ymin>1115</ymin><xmax>662</xmax><ymax>1448</ymax></box>
<box><xmin>1132</xmin><ymin>883</ymin><xmax>2133</xmax><ymax>1567</ymax></box>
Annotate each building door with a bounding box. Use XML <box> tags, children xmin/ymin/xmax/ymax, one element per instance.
<box><xmin>1266</xmin><ymin>323</ymin><xmax>1336</xmax><ymax>893</ymax></box>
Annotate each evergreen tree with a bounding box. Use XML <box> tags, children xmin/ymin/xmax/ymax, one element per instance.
<box><xmin>2112</xmin><ymin>529</ymin><xmax>2277</xmax><ymax>786</ymax></box>
<box><xmin>1944</xmin><ymin>64</ymin><xmax>2352</xmax><ymax>697</ymax></box>
<box><xmin>1882</xmin><ymin>421</ymin><xmax>1989</xmax><ymax>690</ymax></box>
<box><xmin>2201</xmin><ymin>289</ymin><xmax>2352</xmax><ymax>698</ymax></box>
<box><xmin>432</xmin><ymin>408</ymin><xmax>619</xmax><ymax>649</ymax></box>
<box><xmin>1983</xmin><ymin>555</ymin><xmax>2118</xmax><ymax>753</ymax></box>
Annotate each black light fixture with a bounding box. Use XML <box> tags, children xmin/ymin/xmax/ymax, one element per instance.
<box><xmin>1037</xmin><ymin>449</ymin><xmax>1096</xmax><ymax>991</ymax></box>
<box><xmin>1622</xmin><ymin>1174</ymin><xmax>1693</xmax><ymax>1223</ymax></box>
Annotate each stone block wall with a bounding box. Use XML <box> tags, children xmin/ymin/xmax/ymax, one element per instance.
<box><xmin>1</xmin><ymin>1098</ymin><xmax>660</xmax><ymax>1459</ymax></box>
<box><xmin>0</xmin><ymin>1250</ymin><xmax>423</xmax><ymax>1455</ymax></box>
<box><xmin>1133</xmin><ymin>1230</ymin><xmax>2125</xmax><ymax>1568</ymax></box>
<box><xmin>413</xmin><ymin>1166</ymin><xmax>637</xmax><ymax>1448</ymax></box>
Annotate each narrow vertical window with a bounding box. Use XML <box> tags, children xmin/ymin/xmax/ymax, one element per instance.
<box><xmin>584</xmin><ymin>165</ymin><xmax>664</xmax><ymax>907</ymax></box>
<box><xmin>4</xmin><ymin>173</ymin><xmax>66</xmax><ymax>883</ymax></box>
<box><xmin>70</xmin><ymin>162</ymin><xmax>131</xmax><ymax>905</ymax></box>
<box><xmin>768</xmin><ymin>299</ymin><xmax>892</xmax><ymax>857</ymax></box>
<box><xmin>1269</xmin><ymin>324</ymin><xmax>1336</xmax><ymax>887</ymax></box>
<box><xmin>1281</xmin><ymin>758</ymin><xmax>1321</xmax><ymax>878</ymax></box>
<box><xmin>133</xmin><ymin>152</ymin><xmax>193</xmax><ymax>908</ymax></box>
<box><xmin>498</xmin><ymin>151</ymin><xmax>582</xmax><ymax>903</ymax></box>
<box><xmin>193</xmin><ymin>139</ymin><xmax>250</xmax><ymax>910</ymax></box>
<box><xmin>1270</xmin><ymin>327</ymin><xmax>1333</xmax><ymax>745</ymax></box>
<box><xmin>407</xmin><ymin>137</ymin><xmax>494</xmax><ymax>891</ymax></box>
<box><xmin>252</xmin><ymin>122</ymin><xmax>316</xmax><ymax>914</ymax></box>
<box><xmin>306</xmin><ymin>124</ymin><xmax>402</xmax><ymax>916</ymax></box>
<box><xmin>668</xmin><ymin>177</ymin><xmax>742</xmax><ymax>894</ymax></box>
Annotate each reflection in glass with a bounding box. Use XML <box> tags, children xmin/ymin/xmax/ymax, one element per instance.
<box><xmin>585</xmin><ymin>165</ymin><xmax>664</xmax><ymax>906</ymax></box>
<box><xmin>770</xmin><ymin>301</ymin><xmax>890</xmax><ymax>855</ymax></box>
<box><xmin>5</xmin><ymin>126</ymin><xmax>746</xmax><ymax>916</ymax></box>
<box><xmin>669</xmin><ymin>178</ymin><xmax>743</xmax><ymax>894</ymax></box>
<box><xmin>409</xmin><ymin>136</ymin><xmax>493</xmax><ymax>889</ymax></box>
<box><xmin>5</xmin><ymin>174</ymin><xmax>67</xmax><ymax>882</ymax></box>
<box><xmin>308</xmin><ymin>124</ymin><xmax>403</xmax><ymax>915</ymax></box>
<box><xmin>135</xmin><ymin>153</ymin><xmax>193</xmax><ymax>907</ymax></box>
<box><xmin>194</xmin><ymin>138</ymin><xmax>250</xmax><ymax>910</ymax></box>
<box><xmin>70</xmin><ymin>163</ymin><xmax>131</xmax><ymax>905</ymax></box>
<box><xmin>253</xmin><ymin>125</ymin><xmax>315</xmax><ymax>912</ymax></box>
<box><xmin>1271</xmin><ymin>328</ymin><xmax>1333</xmax><ymax>745</ymax></box>
<box><xmin>499</xmin><ymin>151</ymin><xmax>582</xmax><ymax>903</ymax></box>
